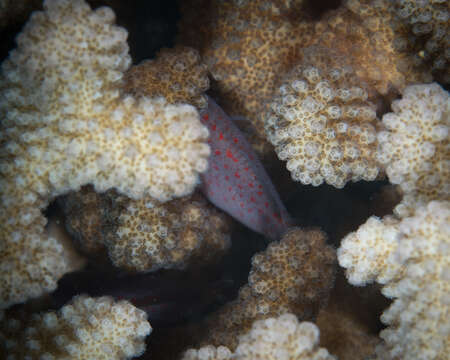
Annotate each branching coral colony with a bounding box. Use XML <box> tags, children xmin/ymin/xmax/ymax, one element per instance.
<box><xmin>0</xmin><ymin>0</ymin><xmax>448</xmax><ymax>359</ymax></box>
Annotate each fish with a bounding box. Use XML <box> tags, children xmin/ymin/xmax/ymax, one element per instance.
<box><xmin>199</xmin><ymin>96</ymin><xmax>292</xmax><ymax>240</ymax></box>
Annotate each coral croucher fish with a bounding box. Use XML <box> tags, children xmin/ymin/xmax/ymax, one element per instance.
<box><xmin>200</xmin><ymin>97</ymin><xmax>293</xmax><ymax>240</ymax></box>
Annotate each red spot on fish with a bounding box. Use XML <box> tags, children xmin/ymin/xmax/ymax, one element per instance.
<box><xmin>219</xmin><ymin>133</ymin><xmax>224</xmax><ymax>140</ymax></box>
<box><xmin>224</xmin><ymin>164</ymin><xmax>229</xmax><ymax>169</ymax></box>
<box><xmin>232</xmin><ymin>196</ymin><xmax>236</xmax><ymax>201</ymax></box>
<box><xmin>233</xmin><ymin>157</ymin><xmax>238</xmax><ymax>162</ymax></box>
<box><xmin>226</xmin><ymin>149</ymin><xmax>233</xmax><ymax>158</ymax></box>
<box><xmin>239</xmin><ymin>193</ymin><xmax>243</xmax><ymax>198</ymax></box>
<box><xmin>248</xmin><ymin>182</ymin><xmax>254</xmax><ymax>188</ymax></box>
<box><xmin>257</xmin><ymin>191</ymin><xmax>263</xmax><ymax>196</ymax></box>
<box><xmin>215</xmin><ymin>150</ymin><xmax>221</xmax><ymax>155</ymax></box>
<box><xmin>258</xmin><ymin>185</ymin><xmax>262</xmax><ymax>189</ymax></box>
<box><xmin>233</xmin><ymin>138</ymin><xmax>239</xmax><ymax>143</ymax></box>
<box><xmin>211</xmin><ymin>124</ymin><xmax>216</xmax><ymax>131</ymax></box>
<box><xmin>203</xmin><ymin>114</ymin><xmax>209</xmax><ymax>121</ymax></box>
<box><xmin>244</xmin><ymin>167</ymin><xmax>249</xmax><ymax>171</ymax></box>
<box><xmin>237</xmin><ymin>184</ymin><xmax>243</xmax><ymax>190</ymax></box>
<box><xmin>228</xmin><ymin>186</ymin><xmax>232</xmax><ymax>191</ymax></box>
<box><xmin>240</xmin><ymin>202</ymin><xmax>244</xmax><ymax>208</ymax></box>
<box><xmin>213</xmin><ymin>165</ymin><xmax>219</xmax><ymax>171</ymax></box>
<box><xmin>234</xmin><ymin>171</ymin><xmax>240</xmax><ymax>178</ymax></box>
<box><xmin>273</xmin><ymin>213</ymin><xmax>283</xmax><ymax>223</ymax></box>
<box><xmin>265</xmin><ymin>202</ymin><xmax>269</xmax><ymax>208</ymax></box>
<box><xmin>225</xmin><ymin>176</ymin><xmax>229</xmax><ymax>181</ymax></box>
<box><xmin>250</xmin><ymin>196</ymin><xmax>256</xmax><ymax>202</ymax></box>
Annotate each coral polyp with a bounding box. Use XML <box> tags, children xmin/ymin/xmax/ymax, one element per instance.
<box><xmin>0</xmin><ymin>0</ymin><xmax>448</xmax><ymax>359</ymax></box>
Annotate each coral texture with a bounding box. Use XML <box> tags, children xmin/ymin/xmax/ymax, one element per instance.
<box><xmin>338</xmin><ymin>215</ymin><xmax>402</xmax><ymax>286</ymax></box>
<box><xmin>60</xmin><ymin>187</ymin><xmax>232</xmax><ymax>272</ymax></box>
<box><xmin>265</xmin><ymin>47</ymin><xmax>380</xmax><ymax>188</ymax></box>
<box><xmin>376</xmin><ymin>82</ymin><xmax>449</xmax><ymax>217</ymax></box>
<box><xmin>338</xmin><ymin>201</ymin><xmax>450</xmax><ymax>360</ymax></box>
<box><xmin>122</xmin><ymin>45</ymin><xmax>293</xmax><ymax>240</ymax></box>
<box><xmin>1</xmin><ymin>0</ymin><xmax>447</xmax><ymax>359</ymax></box>
<box><xmin>0</xmin><ymin>295</ymin><xmax>151</xmax><ymax>359</ymax></box>
<box><xmin>199</xmin><ymin>228</ymin><xmax>336</xmax><ymax>350</ymax></box>
<box><xmin>0</xmin><ymin>0</ymin><xmax>210</xmax><ymax>307</ymax></box>
<box><xmin>316</xmin><ymin>283</ymin><xmax>381</xmax><ymax>360</ymax></box>
<box><xmin>183</xmin><ymin>314</ymin><xmax>336</xmax><ymax>360</ymax></box>
<box><xmin>393</xmin><ymin>0</ymin><xmax>449</xmax><ymax>83</ymax></box>
<box><xmin>317</xmin><ymin>304</ymin><xmax>379</xmax><ymax>360</ymax></box>
<box><xmin>123</xmin><ymin>46</ymin><xmax>210</xmax><ymax>109</ymax></box>
<box><xmin>123</xmin><ymin>56</ymin><xmax>293</xmax><ymax>239</ymax></box>
<box><xmin>313</xmin><ymin>0</ymin><xmax>431</xmax><ymax>97</ymax></box>
<box><xmin>103</xmin><ymin>191</ymin><xmax>232</xmax><ymax>272</ymax></box>
<box><xmin>182</xmin><ymin>345</ymin><xmax>233</xmax><ymax>360</ymax></box>
<box><xmin>58</xmin><ymin>186</ymin><xmax>107</xmax><ymax>255</ymax></box>
<box><xmin>178</xmin><ymin>0</ymin><xmax>316</xmax><ymax>155</ymax></box>
<box><xmin>234</xmin><ymin>314</ymin><xmax>336</xmax><ymax>360</ymax></box>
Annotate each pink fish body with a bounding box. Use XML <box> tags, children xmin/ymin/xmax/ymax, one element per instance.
<box><xmin>200</xmin><ymin>97</ymin><xmax>292</xmax><ymax>240</ymax></box>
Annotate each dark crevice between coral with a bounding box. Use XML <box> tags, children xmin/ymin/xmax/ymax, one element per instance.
<box><xmin>286</xmin><ymin>180</ymin><xmax>392</xmax><ymax>247</ymax></box>
<box><xmin>88</xmin><ymin>0</ymin><xmax>181</xmax><ymax>63</ymax></box>
<box><xmin>301</xmin><ymin>0</ymin><xmax>342</xmax><ymax>20</ymax></box>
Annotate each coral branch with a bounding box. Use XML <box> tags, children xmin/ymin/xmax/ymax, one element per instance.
<box><xmin>0</xmin><ymin>0</ymin><xmax>210</xmax><ymax>308</ymax></box>
<box><xmin>338</xmin><ymin>201</ymin><xmax>449</xmax><ymax>359</ymax></box>
<box><xmin>195</xmin><ymin>228</ymin><xmax>336</xmax><ymax>350</ymax></box>
<box><xmin>0</xmin><ymin>295</ymin><xmax>151</xmax><ymax>359</ymax></box>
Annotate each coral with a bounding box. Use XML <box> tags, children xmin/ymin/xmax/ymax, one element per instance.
<box><xmin>315</xmin><ymin>0</ymin><xmax>431</xmax><ymax>96</ymax></box>
<box><xmin>123</xmin><ymin>46</ymin><xmax>210</xmax><ymax>109</ymax></box>
<box><xmin>0</xmin><ymin>224</ymin><xmax>80</xmax><ymax>311</ymax></box>
<box><xmin>60</xmin><ymin>187</ymin><xmax>232</xmax><ymax>272</ymax></box>
<box><xmin>337</xmin><ymin>215</ymin><xmax>402</xmax><ymax>286</ymax></box>
<box><xmin>0</xmin><ymin>0</ymin><xmax>210</xmax><ymax>308</ymax></box>
<box><xmin>199</xmin><ymin>228</ymin><xmax>336</xmax><ymax>350</ymax></box>
<box><xmin>178</xmin><ymin>0</ymin><xmax>316</xmax><ymax>155</ymax></box>
<box><xmin>123</xmin><ymin>56</ymin><xmax>293</xmax><ymax>239</ymax></box>
<box><xmin>45</xmin><ymin>215</ymin><xmax>88</xmax><ymax>273</ymax></box>
<box><xmin>103</xmin><ymin>191</ymin><xmax>232</xmax><ymax>272</ymax></box>
<box><xmin>58</xmin><ymin>186</ymin><xmax>107</xmax><ymax>255</ymax></box>
<box><xmin>1</xmin><ymin>0</ymin><xmax>446</xmax><ymax>357</ymax></box>
<box><xmin>393</xmin><ymin>0</ymin><xmax>449</xmax><ymax>83</ymax></box>
<box><xmin>376</xmin><ymin>83</ymin><xmax>449</xmax><ymax>218</ymax></box>
<box><xmin>183</xmin><ymin>314</ymin><xmax>336</xmax><ymax>360</ymax></box>
<box><xmin>265</xmin><ymin>46</ymin><xmax>380</xmax><ymax>188</ymax></box>
<box><xmin>317</xmin><ymin>306</ymin><xmax>379</xmax><ymax>360</ymax></box>
<box><xmin>315</xmin><ymin>269</ymin><xmax>387</xmax><ymax>360</ymax></box>
<box><xmin>234</xmin><ymin>314</ymin><xmax>336</xmax><ymax>360</ymax></box>
<box><xmin>182</xmin><ymin>346</ymin><xmax>233</xmax><ymax>360</ymax></box>
<box><xmin>338</xmin><ymin>201</ymin><xmax>450</xmax><ymax>359</ymax></box>
<box><xmin>0</xmin><ymin>295</ymin><xmax>151</xmax><ymax>359</ymax></box>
